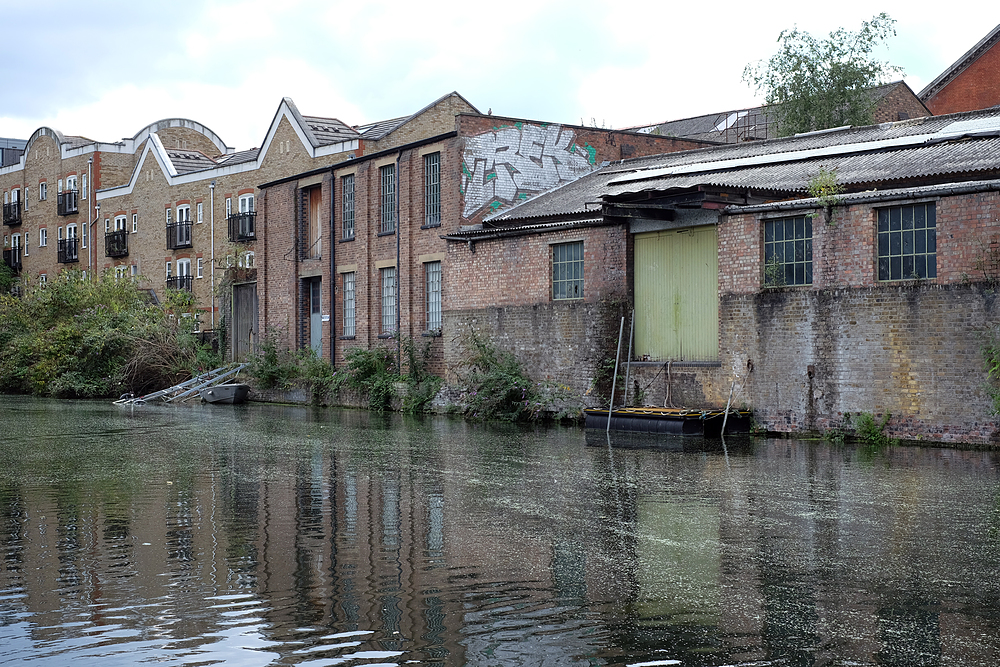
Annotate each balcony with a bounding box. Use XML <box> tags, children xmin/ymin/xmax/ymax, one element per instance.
<box><xmin>57</xmin><ymin>190</ymin><xmax>79</xmax><ymax>216</ymax></box>
<box><xmin>3</xmin><ymin>201</ymin><xmax>21</xmax><ymax>226</ymax></box>
<box><xmin>227</xmin><ymin>211</ymin><xmax>256</xmax><ymax>242</ymax></box>
<box><xmin>57</xmin><ymin>238</ymin><xmax>79</xmax><ymax>263</ymax></box>
<box><xmin>166</xmin><ymin>222</ymin><xmax>193</xmax><ymax>249</ymax></box>
<box><xmin>105</xmin><ymin>230</ymin><xmax>128</xmax><ymax>258</ymax></box>
<box><xmin>166</xmin><ymin>275</ymin><xmax>193</xmax><ymax>291</ymax></box>
<box><xmin>2</xmin><ymin>247</ymin><xmax>21</xmax><ymax>274</ymax></box>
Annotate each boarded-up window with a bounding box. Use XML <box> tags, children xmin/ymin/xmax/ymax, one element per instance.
<box><xmin>308</xmin><ymin>187</ymin><xmax>322</xmax><ymax>258</ymax></box>
<box><xmin>634</xmin><ymin>226</ymin><xmax>718</xmax><ymax>362</ymax></box>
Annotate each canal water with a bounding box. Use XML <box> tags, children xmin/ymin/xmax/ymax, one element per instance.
<box><xmin>1</xmin><ymin>396</ymin><xmax>999</xmax><ymax>666</ymax></box>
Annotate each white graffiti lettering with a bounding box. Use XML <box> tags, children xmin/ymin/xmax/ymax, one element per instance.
<box><xmin>462</xmin><ymin>123</ymin><xmax>596</xmax><ymax>217</ymax></box>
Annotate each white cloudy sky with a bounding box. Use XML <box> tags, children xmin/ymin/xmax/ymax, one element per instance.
<box><xmin>0</xmin><ymin>0</ymin><xmax>991</xmax><ymax>150</ymax></box>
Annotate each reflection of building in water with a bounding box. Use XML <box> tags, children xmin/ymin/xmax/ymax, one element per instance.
<box><xmin>3</xmin><ymin>420</ymin><xmax>1000</xmax><ymax>664</ymax></box>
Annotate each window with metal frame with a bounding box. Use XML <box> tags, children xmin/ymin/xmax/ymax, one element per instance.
<box><xmin>552</xmin><ymin>241</ymin><xmax>584</xmax><ymax>300</ymax></box>
<box><xmin>381</xmin><ymin>266</ymin><xmax>396</xmax><ymax>334</ymax></box>
<box><xmin>425</xmin><ymin>261</ymin><xmax>441</xmax><ymax>331</ymax></box>
<box><xmin>763</xmin><ymin>216</ymin><xmax>813</xmax><ymax>286</ymax></box>
<box><xmin>380</xmin><ymin>164</ymin><xmax>396</xmax><ymax>234</ymax></box>
<box><xmin>877</xmin><ymin>203</ymin><xmax>936</xmax><ymax>281</ymax></box>
<box><xmin>342</xmin><ymin>174</ymin><xmax>355</xmax><ymax>239</ymax></box>
<box><xmin>343</xmin><ymin>271</ymin><xmax>356</xmax><ymax>337</ymax></box>
<box><xmin>424</xmin><ymin>153</ymin><xmax>441</xmax><ymax>227</ymax></box>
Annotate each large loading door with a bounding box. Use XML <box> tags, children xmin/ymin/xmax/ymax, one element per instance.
<box><xmin>634</xmin><ymin>226</ymin><xmax>718</xmax><ymax>362</ymax></box>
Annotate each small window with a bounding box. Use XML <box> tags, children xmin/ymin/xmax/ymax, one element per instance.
<box><xmin>22</xmin><ymin>233</ymin><xmax>27</xmax><ymax>256</ymax></box>
<box><xmin>81</xmin><ymin>174</ymin><xmax>87</xmax><ymax>200</ymax></box>
<box><xmin>343</xmin><ymin>271</ymin><xmax>356</xmax><ymax>337</ymax></box>
<box><xmin>424</xmin><ymin>152</ymin><xmax>441</xmax><ymax>227</ymax></box>
<box><xmin>381</xmin><ymin>266</ymin><xmax>396</xmax><ymax>333</ymax></box>
<box><xmin>878</xmin><ymin>203</ymin><xmax>936</xmax><ymax>281</ymax></box>
<box><xmin>197</xmin><ymin>202</ymin><xmax>203</xmax><ymax>223</ymax></box>
<box><xmin>114</xmin><ymin>215</ymin><xmax>126</xmax><ymax>231</ymax></box>
<box><xmin>380</xmin><ymin>164</ymin><xmax>396</xmax><ymax>234</ymax></box>
<box><xmin>115</xmin><ymin>265</ymin><xmax>128</xmax><ymax>281</ymax></box>
<box><xmin>132</xmin><ymin>214</ymin><xmax>138</xmax><ymax>233</ymax></box>
<box><xmin>166</xmin><ymin>262</ymin><xmax>172</xmax><ymax>279</ymax></box>
<box><xmin>425</xmin><ymin>261</ymin><xmax>442</xmax><ymax>331</ymax></box>
<box><xmin>39</xmin><ymin>182</ymin><xmax>46</xmax><ymax>200</ymax></box>
<box><xmin>225</xmin><ymin>197</ymin><xmax>232</xmax><ymax>218</ymax></box>
<box><xmin>39</xmin><ymin>273</ymin><xmax>47</xmax><ymax>285</ymax></box>
<box><xmin>39</xmin><ymin>228</ymin><xmax>47</xmax><ymax>247</ymax></box>
<box><xmin>166</xmin><ymin>208</ymin><xmax>172</xmax><ymax>225</ymax></box>
<box><xmin>197</xmin><ymin>257</ymin><xmax>204</xmax><ymax>278</ymax></box>
<box><xmin>763</xmin><ymin>216</ymin><xmax>813</xmax><ymax>286</ymax></box>
<box><xmin>105</xmin><ymin>218</ymin><xmax>110</xmax><ymax>233</ymax></box>
<box><xmin>177</xmin><ymin>205</ymin><xmax>191</xmax><ymax>223</ymax></box>
<box><xmin>243</xmin><ymin>251</ymin><xmax>255</xmax><ymax>268</ymax></box>
<box><xmin>23</xmin><ymin>187</ymin><xmax>28</xmax><ymax>210</ymax></box>
<box><xmin>552</xmin><ymin>241</ymin><xmax>584</xmax><ymax>300</ymax></box>
<box><xmin>341</xmin><ymin>174</ymin><xmax>355</xmax><ymax>240</ymax></box>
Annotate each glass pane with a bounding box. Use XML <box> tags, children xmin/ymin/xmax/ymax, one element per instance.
<box><xmin>902</xmin><ymin>255</ymin><xmax>914</xmax><ymax>279</ymax></box>
<box><xmin>889</xmin><ymin>207</ymin><xmax>901</xmax><ymax>231</ymax></box>
<box><xmin>902</xmin><ymin>231</ymin><xmax>913</xmax><ymax>255</ymax></box>
<box><xmin>878</xmin><ymin>208</ymin><xmax>889</xmax><ymax>233</ymax></box>
<box><xmin>764</xmin><ymin>223</ymin><xmax>774</xmax><ymax>243</ymax></box>
<box><xmin>902</xmin><ymin>207</ymin><xmax>914</xmax><ymax>231</ymax></box>
<box><xmin>878</xmin><ymin>257</ymin><xmax>889</xmax><ymax>281</ymax></box>
<box><xmin>914</xmin><ymin>205</ymin><xmax>925</xmax><ymax>229</ymax></box>
<box><xmin>878</xmin><ymin>232</ymin><xmax>889</xmax><ymax>257</ymax></box>
<box><xmin>914</xmin><ymin>255</ymin><xmax>926</xmax><ymax>279</ymax></box>
<box><xmin>890</xmin><ymin>256</ymin><xmax>901</xmax><ymax>281</ymax></box>
<box><xmin>889</xmin><ymin>232</ymin><xmax>900</xmax><ymax>256</ymax></box>
<box><xmin>915</xmin><ymin>229</ymin><xmax>926</xmax><ymax>254</ymax></box>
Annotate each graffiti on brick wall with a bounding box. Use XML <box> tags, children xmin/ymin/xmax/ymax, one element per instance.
<box><xmin>462</xmin><ymin>122</ymin><xmax>596</xmax><ymax>217</ymax></box>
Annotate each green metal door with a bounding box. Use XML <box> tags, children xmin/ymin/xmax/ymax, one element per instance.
<box><xmin>634</xmin><ymin>226</ymin><xmax>718</xmax><ymax>361</ymax></box>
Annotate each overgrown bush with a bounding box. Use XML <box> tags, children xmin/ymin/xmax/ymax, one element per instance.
<box><xmin>0</xmin><ymin>270</ymin><xmax>222</xmax><ymax>398</ymax></box>
<box><xmin>849</xmin><ymin>411</ymin><xmax>897</xmax><ymax>448</ymax></box>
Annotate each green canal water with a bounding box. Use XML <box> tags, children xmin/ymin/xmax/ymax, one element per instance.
<box><xmin>1</xmin><ymin>395</ymin><xmax>1000</xmax><ymax>666</ymax></box>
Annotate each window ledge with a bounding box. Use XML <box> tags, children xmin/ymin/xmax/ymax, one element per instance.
<box><xmin>339</xmin><ymin>236</ymin><xmax>355</xmax><ymax>243</ymax></box>
<box><xmin>421</xmin><ymin>223</ymin><xmax>441</xmax><ymax>230</ymax></box>
<box><xmin>377</xmin><ymin>333</ymin><xmax>394</xmax><ymax>339</ymax></box>
<box><xmin>421</xmin><ymin>330</ymin><xmax>442</xmax><ymax>337</ymax></box>
<box><xmin>339</xmin><ymin>335</ymin><xmax>356</xmax><ymax>340</ymax></box>
<box><xmin>377</xmin><ymin>230</ymin><xmax>396</xmax><ymax>237</ymax></box>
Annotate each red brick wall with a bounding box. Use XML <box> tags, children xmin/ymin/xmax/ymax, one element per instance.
<box><xmin>925</xmin><ymin>43</ymin><xmax>1000</xmax><ymax>114</ymax></box>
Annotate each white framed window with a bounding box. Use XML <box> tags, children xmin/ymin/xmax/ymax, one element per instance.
<box><xmin>23</xmin><ymin>187</ymin><xmax>28</xmax><ymax>210</ymax></box>
<box><xmin>381</xmin><ymin>266</ymin><xmax>396</xmax><ymax>334</ymax></box>
<box><xmin>115</xmin><ymin>265</ymin><xmax>128</xmax><ymax>281</ymax></box>
<box><xmin>177</xmin><ymin>258</ymin><xmax>191</xmax><ymax>277</ymax></box>
<box><xmin>197</xmin><ymin>202</ymin><xmax>203</xmax><ymax>223</ymax></box>
<box><xmin>165</xmin><ymin>208</ymin><xmax>172</xmax><ymax>225</ymax></box>
<box><xmin>130</xmin><ymin>264</ymin><xmax>138</xmax><ymax>277</ymax></box>
<box><xmin>81</xmin><ymin>174</ymin><xmax>87</xmax><ymax>199</ymax></box>
<box><xmin>243</xmin><ymin>251</ymin><xmax>255</xmax><ymax>268</ymax></box>
<box><xmin>177</xmin><ymin>205</ymin><xmax>191</xmax><ymax>223</ymax></box>
<box><xmin>57</xmin><ymin>179</ymin><xmax>63</xmax><ymax>193</ymax></box>
<box><xmin>197</xmin><ymin>257</ymin><xmax>204</xmax><ymax>278</ymax></box>
<box><xmin>67</xmin><ymin>224</ymin><xmax>77</xmax><ymax>240</ymax></box>
<box><xmin>66</xmin><ymin>175</ymin><xmax>77</xmax><ymax>193</ymax></box>
<box><xmin>166</xmin><ymin>261</ymin><xmax>172</xmax><ymax>279</ymax></box>
<box><xmin>132</xmin><ymin>213</ymin><xmax>138</xmax><ymax>233</ymax></box>
<box><xmin>39</xmin><ymin>273</ymin><xmax>47</xmax><ymax>285</ymax></box>
<box><xmin>11</xmin><ymin>233</ymin><xmax>20</xmax><ymax>249</ymax></box>
<box><xmin>80</xmin><ymin>221</ymin><xmax>86</xmax><ymax>249</ymax></box>
<box><xmin>114</xmin><ymin>215</ymin><xmax>126</xmax><ymax>231</ymax></box>
<box><xmin>225</xmin><ymin>197</ymin><xmax>232</xmax><ymax>218</ymax></box>
<box><xmin>39</xmin><ymin>228</ymin><xmax>47</xmax><ymax>247</ymax></box>
<box><xmin>239</xmin><ymin>194</ymin><xmax>254</xmax><ymax>213</ymax></box>
<box><xmin>58</xmin><ymin>226</ymin><xmax>63</xmax><ymax>241</ymax></box>
<box><xmin>425</xmin><ymin>261</ymin><xmax>441</xmax><ymax>331</ymax></box>
<box><xmin>11</xmin><ymin>188</ymin><xmax>18</xmax><ymax>204</ymax></box>
<box><xmin>39</xmin><ymin>182</ymin><xmax>46</xmax><ymax>200</ymax></box>
<box><xmin>104</xmin><ymin>218</ymin><xmax>110</xmax><ymax>233</ymax></box>
<box><xmin>343</xmin><ymin>271</ymin><xmax>356</xmax><ymax>337</ymax></box>
<box><xmin>22</xmin><ymin>233</ymin><xmax>27</xmax><ymax>257</ymax></box>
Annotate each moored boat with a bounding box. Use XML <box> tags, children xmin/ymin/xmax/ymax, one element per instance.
<box><xmin>200</xmin><ymin>383</ymin><xmax>250</xmax><ymax>405</ymax></box>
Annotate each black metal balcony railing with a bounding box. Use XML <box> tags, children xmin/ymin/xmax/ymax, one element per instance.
<box><xmin>57</xmin><ymin>190</ymin><xmax>79</xmax><ymax>216</ymax></box>
<box><xmin>105</xmin><ymin>230</ymin><xmax>128</xmax><ymax>257</ymax></box>
<box><xmin>3</xmin><ymin>247</ymin><xmax>21</xmax><ymax>273</ymax></box>
<box><xmin>3</xmin><ymin>201</ymin><xmax>22</xmax><ymax>226</ymax></box>
<box><xmin>166</xmin><ymin>275</ymin><xmax>194</xmax><ymax>291</ymax></box>
<box><xmin>57</xmin><ymin>238</ymin><xmax>79</xmax><ymax>263</ymax></box>
<box><xmin>166</xmin><ymin>222</ymin><xmax>193</xmax><ymax>249</ymax></box>
<box><xmin>227</xmin><ymin>211</ymin><xmax>256</xmax><ymax>242</ymax></box>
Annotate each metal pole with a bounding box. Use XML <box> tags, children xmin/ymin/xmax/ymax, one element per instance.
<box><xmin>607</xmin><ymin>316</ymin><xmax>624</xmax><ymax>433</ymax></box>
<box><xmin>721</xmin><ymin>379</ymin><xmax>736</xmax><ymax>436</ymax></box>
<box><xmin>623</xmin><ymin>309</ymin><xmax>635</xmax><ymax>406</ymax></box>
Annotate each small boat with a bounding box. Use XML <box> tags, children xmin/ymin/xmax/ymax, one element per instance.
<box><xmin>584</xmin><ymin>406</ymin><xmax>752</xmax><ymax>437</ymax></box>
<box><xmin>200</xmin><ymin>383</ymin><xmax>250</xmax><ymax>405</ymax></box>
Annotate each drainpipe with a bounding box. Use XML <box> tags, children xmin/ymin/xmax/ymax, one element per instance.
<box><xmin>395</xmin><ymin>151</ymin><xmax>402</xmax><ymax>374</ymax></box>
<box><xmin>210</xmin><ymin>181</ymin><xmax>215</xmax><ymax>331</ymax></box>
<box><xmin>329</xmin><ymin>171</ymin><xmax>336</xmax><ymax>365</ymax></box>
<box><xmin>87</xmin><ymin>157</ymin><xmax>93</xmax><ymax>277</ymax></box>
<box><xmin>93</xmin><ymin>201</ymin><xmax>100</xmax><ymax>279</ymax></box>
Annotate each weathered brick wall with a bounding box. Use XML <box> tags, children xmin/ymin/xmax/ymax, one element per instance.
<box><xmin>873</xmin><ymin>84</ymin><xmax>931</xmax><ymax>123</ymax></box>
<box><xmin>924</xmin><ymin>43</ymin><xmax>1000</xmax><ymax>115</ymax></box>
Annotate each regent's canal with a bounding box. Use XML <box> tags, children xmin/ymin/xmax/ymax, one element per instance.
<box><xmin>1</xmin><ymin>396</ymin><xmax>1000</xmax><ymax>666</ymax></box>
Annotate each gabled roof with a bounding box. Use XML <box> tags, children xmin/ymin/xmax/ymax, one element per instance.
<box><xmin>485</xmin><ymin>107</ymin><xmax>1000</xmax><ymax>226</ymax></box>
<box><xmin>354</xmin><ymin>91</ymin><xmax>480</xmax><ymax>140</ymax></box>
<box><xmin>166</xmin><ymin>149</ymin><xmax>219</xmax><ymax>175</ymax></box>
<box><xmin>920</xmin><ymin>25</ymin><xmax>1000</xmax><ymax>102</ymax></box>
<box><xmin>300</xmin><ymin>115</ymin><xmax>360</xmax><ymax>145</ymax></box>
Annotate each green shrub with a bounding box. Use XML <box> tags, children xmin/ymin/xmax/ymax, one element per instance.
<box><xmin>850</xmin><ymin>411</ymin><xmax>897</xmax><ymax>448</ymax></box>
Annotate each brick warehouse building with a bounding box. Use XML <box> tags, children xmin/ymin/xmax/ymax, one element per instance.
<box><xmin>254</xmin><ymin>111</ymin><xmax>712</xmax><ymax>374</ymax></box>
<box><xmin>446</xmin><ymin>108</ymin><xmax>1000</xmax><ymax>444</ymax></box>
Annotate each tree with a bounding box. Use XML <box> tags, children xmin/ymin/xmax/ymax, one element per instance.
<box><xmin>743</xmin><ymin>13</ymin><xmax>903</xmax><ymax>137</ymax></box>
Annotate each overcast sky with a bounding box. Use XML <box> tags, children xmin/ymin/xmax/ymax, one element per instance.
<box><xmin>0</xmin><ymin>1</ymin><xmax>992</xmax><ymax>150</ymax></box>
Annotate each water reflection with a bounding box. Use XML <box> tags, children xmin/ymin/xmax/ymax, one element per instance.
<box><xmin>1</xmin><ymin>397</ymin><xmax>1000</xmax><ymax>665</ymax></box>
